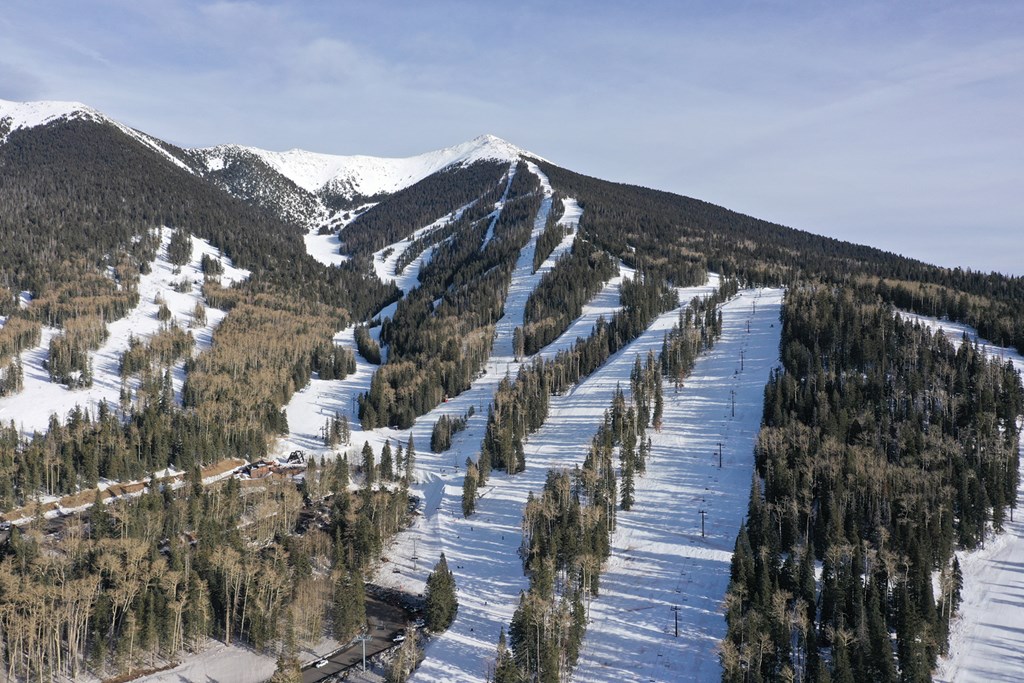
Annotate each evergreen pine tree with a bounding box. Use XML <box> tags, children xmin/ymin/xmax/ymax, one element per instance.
<box><xmin>425</xmin><ymin>553</ymin><xmax>458</xmax><ymax>631</ymax></box>
<box><xmin>405</xmin><ymin>434</ymin><xmax>416</xmax><ymax>482</ymax></box>
<box><xmin>361</xmin><ymin>441</ymin><xmax>375</xmax><ymax>487</ymax></box>
<box><xmin>380</xmin><ymin>440</ymin><xmax>394</xmax><ymax>481</ymax></box>
<box><xmin>494</xmin><ymin>627</ymin><xmax>522</xmax><ymax>683</ymax></box>
<box><xmin>462</xmin><ymin>460</ymin><xmax>479</xmax><ymax>517</ymax></box>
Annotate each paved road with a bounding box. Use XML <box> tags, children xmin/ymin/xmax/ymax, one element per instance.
<box><xmin>301</xmin><ymin>597</ymin><xmax>409</xmax><ymax>683</ymax></box>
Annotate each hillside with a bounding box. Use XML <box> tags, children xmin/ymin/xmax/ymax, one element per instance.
<box><xmin>0</xmin><ymin>99</ymin><xmax>1021</xmax><ymax>683</ymax></box>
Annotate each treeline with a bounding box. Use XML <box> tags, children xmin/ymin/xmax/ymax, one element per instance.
<box><xmin>183</xmin><ymin>290</ymin><xmax>354</xmax><ymax>448</ymax></box>
<box><xmin>521</xmin><ymin>237</ymin><xmax>618</xmax><ymax>355</ymax></box>
<box><xmin>661</xmin><ymin>279</ymin><xmax>738</xmax><ymax>387</ymax></box>
<box><xmin>861</xmin><ymin>275</ymin><xmax>1024</xmax><ymax>364</ymax></box>
<box><xmin>187</xmin><ymin>145</ymin><xmax>323</xmax><ymax>227</ymax></box>
<box><xmin>0</xmin><ymin>441</ymin><xmax>410</xmax><ymax>681</ymax></box>
<box><xmin>46</xmin><ymin>315</ymin><xmax>108</xmax><ymax>387</ymax></box>
<box><xmin>531</xmin><ymin>193</ymin><xmax>568</xmax><ymax>272</ymax></box>
<box><xmin>339</xmin><ymin>160</ymin><xmax>510</xmax><ymax>256</ymax></box>
<box><xmin>430</xmin><ymin>411</ymin><xmax>471</xmax><ymax>453</ymax></box>
<box><xmin>359</xmin><ymin>165</ymin><xmax>542</xmax><ymax>429</ymax></box>
<box><xmin>469</xmin><ymin>272</ymin><xmax>678</xmax><ymax>499</ymax></box>
<box><xmin>0</xmin><ymin>358</ymin><xmax>23</xmax><ymax>397</ymax></box>
<box><xmin>354</xmin><ymin>324</ymin><xmax>382</xmax><ymax>365</ymax></box>
<box><xmin>392</xmin><ymin>177</ymin><xmax>509</xmax><ymax>276</ymax></box>
<box><xmin>494</xmin><ymin>357</ymin><xmax>663</xmax><ymax>682</ymax></box>
<box><xmin>538</xmin><ymin>160</ymin><xmax>1023</xmax><ymax>361</ymax></box>
<box><xmin>721</xmin><ymin>284</ymin><xmax>1024</xmax><ymax>683</ymax></box>
<box><xmin>0</xmin><ymin>317</ymin><xmax>41</xmax><ymax>365</ymax></box>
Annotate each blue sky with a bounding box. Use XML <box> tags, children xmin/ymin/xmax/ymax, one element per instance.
<box><xmin>2</xmin><ymin>1</ymin><xmax>1022</xmax><ymax>275</ymax></box>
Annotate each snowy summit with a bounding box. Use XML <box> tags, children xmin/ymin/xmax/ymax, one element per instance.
<box><xmin>0</xmin><ymin>98</ymin><xmax>104</xmax><ymax>140</ymax></box>
<box><xmin>196</xmin><ymin>133</ymin><xmax>538</xmax><ymax>198</ymax></box>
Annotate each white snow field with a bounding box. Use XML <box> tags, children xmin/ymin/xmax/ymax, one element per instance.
<box><xmin>896</xmin><ymin>313</ymin><xmax>1024</xmax><ymax>683</ymax></box>
<box><xmin>0</xmin><ymin>229</ymin><xmax>248</xmax><ymax>435</ymax></box>
<box><xmin>574</xmin><ymin>288</ymin><xmax>783</xmax><ymax>683</ymax></box>
<box><xmin>198</xmin><ymin>134</ymin><xmax>531</xmax><ymax>200</ymax></box>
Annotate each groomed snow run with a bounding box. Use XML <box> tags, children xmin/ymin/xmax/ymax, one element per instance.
<box><xmin>897</xmin><ymin>313</ymin><xmax>1024</xmax><ymax>683</ymax></box>
<box><xmin>396</xmin><ymin>283</ymin><xmax>736</xmax><ymax>683</ymax></box>
<box><xmin>574</xmin><ymin>288</ymin><xmax>784</xmax><ymax>683</ymax></box>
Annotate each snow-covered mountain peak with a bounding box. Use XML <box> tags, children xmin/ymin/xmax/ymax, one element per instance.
<box><xmin>195</xmin><ymin>134</ymin><xmax>541</xmax><ymax>199</ymax></box>
<box><xmin>0</xmin><ymin>98</ymin><xmax>104</xmax><ymax>138</ymax></box>
<box><xmin>0</xmin><ymin>98</ymin><xmax>194</xmax><ymax>173</ymax></box>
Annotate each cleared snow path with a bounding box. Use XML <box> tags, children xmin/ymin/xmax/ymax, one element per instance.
<box><xmin>479</xmin><ymin>163</ymin><xmax>517</xmax><ymax>252</ymax></box>
<box><xmin>574</xmin><ymin>287</ymin><xmax>784</xmax><ymax>683</ymax></box>
<box><xmin>274</xmin><ymin>165</ymin><xmax>587</xmax><ymax>464</ymax></box>
<box><xmin>0</xmin><ymin>230</ymin><xmax>248</xmax><ymax>436</ymax></box>
<box><xmin>897</xmin><ymin>313</ymin><xmax>1024</xmax><ymax>683</ymax></box>
<box><xmin>390</xmin><ymin>279</ymin><xmax>723</xmax><ymax>683</ymax></box>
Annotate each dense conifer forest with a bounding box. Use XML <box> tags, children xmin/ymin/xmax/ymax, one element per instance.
<box><xmin>721</xmin><ymin>284</ymin><xmax>1022</xmax><ymax>682</ymax></box>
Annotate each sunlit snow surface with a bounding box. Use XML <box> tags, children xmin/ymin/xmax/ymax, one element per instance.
<box><xmin>269</xmin><ymin>162</ymin><xmax>785</xmax><ymax>682</ymax></box>
<box><xmin>198</xmin><ymin>134</ymin><xmax>533</xmax><ymax>198</ymax></box>
<box><xmin>0</xmin><ymin>230</ymin><xmax>248</xmax><ymax>435</ymax></box>
<box><xmin>898</xmin><ymin>313</ymin><xmax>1024</xmax><ymax>683</ymax></box>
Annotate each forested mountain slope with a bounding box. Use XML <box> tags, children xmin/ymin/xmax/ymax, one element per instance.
<box><xmin>0</xmin><ymin>99</ymin><xmax>1020</xmax><ymax>683</ymax></box>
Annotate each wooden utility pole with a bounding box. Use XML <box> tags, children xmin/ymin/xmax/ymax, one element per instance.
<box><xmin>699</xmin><ymin>509</ymin><xmax>707</xmax><ymax>538</ymax></box>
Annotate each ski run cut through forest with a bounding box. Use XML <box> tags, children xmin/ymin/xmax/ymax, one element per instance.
<box><xmin>0</xmin><ymin>100</ymin><xmax>1021</xmax><ymax>683</ymax></box>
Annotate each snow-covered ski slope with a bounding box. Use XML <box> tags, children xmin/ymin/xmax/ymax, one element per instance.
<box><xmin>897</xmin><ymin>313</ymin><xmax>1024</xmax><ymax>683</ymax></box>
<box><xmin>0</xmin><ymin>230</ymin><xmax>248</xmax><ymax>435</ymax></box>
<box><xmin>575</xmin><ymin>288</ymin><xmax>783</xmax><ymax>683</ymax></box>
<box><xmin>274</xmin><ymin>163</ymin><xmax>581</xmax><ymax>464</ymax></box>
<box><xmin>274</xmin><ymin>161</ymin><xmax>786</xmax><ymax>682</ymax></box>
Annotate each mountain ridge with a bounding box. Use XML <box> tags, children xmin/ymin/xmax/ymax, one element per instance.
<box><xmin>0</xmin><ymin>98</ymin><xmax>535</xmax><ymax>202</ymax></box>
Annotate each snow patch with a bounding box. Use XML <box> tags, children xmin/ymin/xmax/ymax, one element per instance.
<box><xmin>0</xmin><ymin>229</ymin><xmax>249</xmax><ymax>436</ymax></box>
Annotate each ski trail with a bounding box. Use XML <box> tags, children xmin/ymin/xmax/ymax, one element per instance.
<box><xmin>275</xmin><ymin>165</ymin><xmax>589</xmax><ymax>467</ymax></box>
<box><xmin>404</xmin><ymin>279</ymin><xmax>726</xmax><ymax>683</ymax></box>
<box><xmin>479</xmin><ymin>163</ymin><xmax>517</xmax><ymax>252</ymax></box>
<box><xmin>0</xmin><ymin>230</ymin><xmax>248</xmax><ymax>437</ymax></box>
<box><xmin>574</xmin><ymin>287</ymin><xmax>784</xmax><ymax>683</ymax></box>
